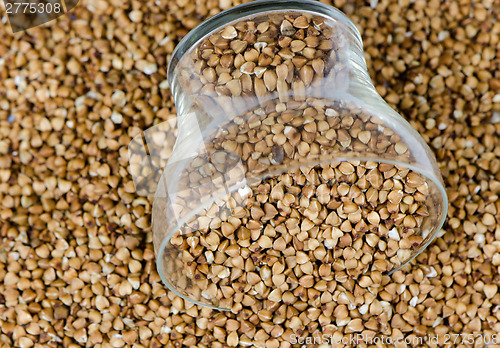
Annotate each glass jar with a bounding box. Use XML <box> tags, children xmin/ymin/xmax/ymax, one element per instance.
<box><xmin>153</xmin><ymin>0</ymin><xmax>447</xmax><ymax>310</ymax></box>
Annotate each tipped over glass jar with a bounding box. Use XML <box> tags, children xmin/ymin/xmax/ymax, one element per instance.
<box><xmin>153</xmin><ymin>0</ymin><xmax>448</xmax><ymax>311</ymax></box>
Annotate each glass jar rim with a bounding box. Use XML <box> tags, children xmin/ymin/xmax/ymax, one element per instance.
<box><xmin>155</xmin><ymin>156</ymin><xmax>448</xmax><ymax>310</ymax></box>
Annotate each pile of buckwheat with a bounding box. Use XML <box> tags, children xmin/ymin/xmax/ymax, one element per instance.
<box><xmin>0</xmin><ymin>0</ymin><xmax>499</xmax><ymax>347</ymax></box>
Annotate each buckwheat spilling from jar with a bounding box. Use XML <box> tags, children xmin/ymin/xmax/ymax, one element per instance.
<box><xmin>1</xmin><ymin>0</ymin><xmax>499</xmax><ymax>348</ymax></box>
<box><xmin>166</xmin><ymin>13</ymin><xmax>437</xmax><ymax>321</ymax></box>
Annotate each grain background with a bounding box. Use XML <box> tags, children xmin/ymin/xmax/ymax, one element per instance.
<box><xmin>0</xmin><ymin>0</ymin><xmax>499</xmax><ymax>347</ymax></box>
